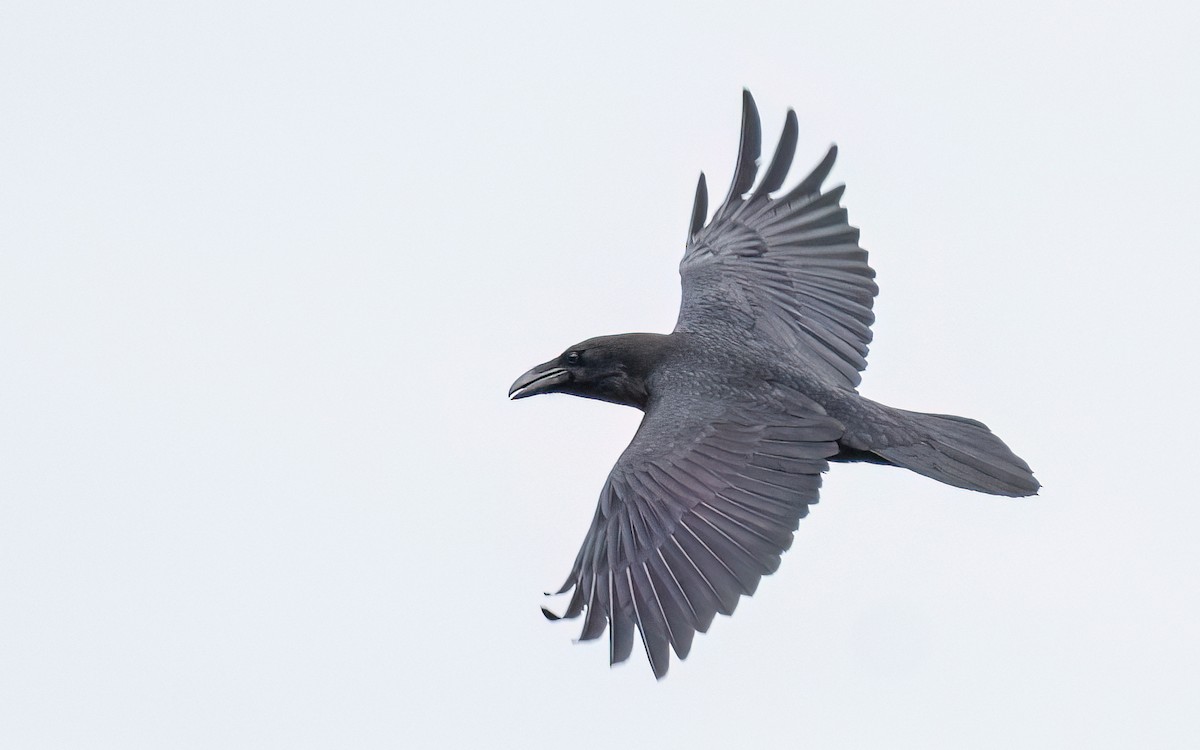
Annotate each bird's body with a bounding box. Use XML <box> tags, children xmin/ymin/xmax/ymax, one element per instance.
<box><xmin>510</xmin><ymin>91</ymin><xmax>1038</xmax><ymax>678</ymax></box>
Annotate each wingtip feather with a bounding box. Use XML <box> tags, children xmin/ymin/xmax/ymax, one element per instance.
<box><xmin>688</xmin><ymin>172</ymin><xmax>709</xmax><ymax>241</ymax></box>
<box><xmin>754</xmin><ymin>109</ymin><xmax>799</xmax><ymax>198</ymax></box>
<box><xmin>780</xmin><ymin>144</ymin><xmax>838</xmax><ymax>203</ymax></box>
<box><xmin>717</xmin><ymin>90</ymin><xmax>762</xmax><ymax>215</ymax></box>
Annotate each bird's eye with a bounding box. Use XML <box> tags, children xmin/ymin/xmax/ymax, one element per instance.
<box><xmin>566</xmin><ymin>351</ymin><xmax>581</xmax><ymax>365</ymax></box>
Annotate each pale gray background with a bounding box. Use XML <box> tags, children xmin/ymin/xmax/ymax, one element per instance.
<box><xmin>2</xmin><ymin>1</ymin><xmax>1197</xmax><ymax>748</ymax></box>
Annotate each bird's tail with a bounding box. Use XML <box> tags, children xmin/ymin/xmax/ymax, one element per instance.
<box><xmin>873</xmin><ymin>409</ymin><xmax>1040</xmax><ymax>497</ymax></box>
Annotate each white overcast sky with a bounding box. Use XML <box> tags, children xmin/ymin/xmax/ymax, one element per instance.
<box><xmin>2</xmin><ymin>1</ymin><xmax>1198</xmax><ymax>748</ymax></box>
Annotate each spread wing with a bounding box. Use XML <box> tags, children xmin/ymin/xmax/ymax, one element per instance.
<box><xmin>675</xmin><ymin>90</ymin><xmax>878</xmax><ymax>388</ymax></box>
<box><xmin>543</xmin><ymin>386</ymin><xmax>842</xmax><ymax>678</ymax></box>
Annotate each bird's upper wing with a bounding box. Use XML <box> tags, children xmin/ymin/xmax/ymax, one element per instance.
<box><xmin>544</xmin><ymin>384</ymin><xmax>842</xmax><ymax>678</ymax></box>
<box><xmin>675</xmin><ymin>91</ymin><xmax>878</xmax><ymax>388</ymax></box>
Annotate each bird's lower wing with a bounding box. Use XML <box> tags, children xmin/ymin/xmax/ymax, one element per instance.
<box><xmin>544</xmin><ymin>387</ymin><xmax>841</xmax><ymax>678</ymax></box>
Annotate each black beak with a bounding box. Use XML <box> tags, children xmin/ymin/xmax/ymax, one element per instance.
<box><xmin>509</xmin><ymin>360</ymin><xmax>570</xmax><ymax>400</ymax></box>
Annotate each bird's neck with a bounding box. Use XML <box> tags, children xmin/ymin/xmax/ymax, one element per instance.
<box><xmin>591</xmin><ymin>332</ymin><xmax>676</xmax><ymax>411</ymax></box>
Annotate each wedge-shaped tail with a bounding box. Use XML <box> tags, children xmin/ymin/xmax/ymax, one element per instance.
<box><xmin>873</xmin><ymin>410</ymin><xmax>1040</xmax><ymax>497</ymax></box>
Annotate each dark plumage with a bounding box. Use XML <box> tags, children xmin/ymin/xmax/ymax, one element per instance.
<box><xmin>509</xmin><ymin>91</ymin><xmax>1038</xmax><ymax>679</ymax></box>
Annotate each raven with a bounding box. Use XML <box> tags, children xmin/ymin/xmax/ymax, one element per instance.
<box><xmin>509</xmin><ymin>91</ymin><xmax>1038</xmax><ymax>679</ymax></box>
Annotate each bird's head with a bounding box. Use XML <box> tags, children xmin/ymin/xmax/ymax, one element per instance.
<box><xmin>508</xmin><ymin>334</ymin><xmax>668</xmax><ymax>410</ymax></box>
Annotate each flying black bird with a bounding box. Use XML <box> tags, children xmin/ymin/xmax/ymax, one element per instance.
<box><xmin>509</xmin><ymin>91</ymin><xmax>1038</xmax><ymax>679</ymax></box>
